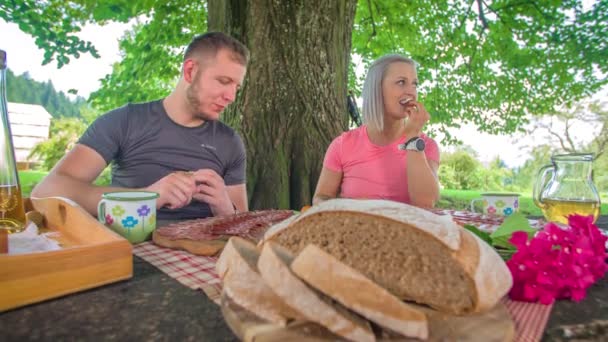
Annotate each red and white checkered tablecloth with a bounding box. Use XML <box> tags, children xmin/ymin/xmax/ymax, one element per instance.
<box><xmin>430</xmin><ymin>208</ymin><xmax>546</xmax><ymax>232</ymax></box>
<box><xmin>133</xmin><ymin>242</ymin><xmax>223</xmax><ymax>303</ymax></box>
<box><xmin>133</xmin><ymin>210</ymin><xmax>552</xmax><ymax>342</ymax></box>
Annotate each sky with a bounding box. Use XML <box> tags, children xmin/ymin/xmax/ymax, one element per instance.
<box><xmin>0</xmin><ymin>19</ymin><xmax>602</xmax><ymax>168</ymax></box>
<box><xmin>0</xmin><ymin>20</ymin><xmax>131</xmax><ymax>97</ymax></box>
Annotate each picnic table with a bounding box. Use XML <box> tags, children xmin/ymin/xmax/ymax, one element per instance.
<box><xmin>1</xmin><ymin>214</ymin><xmax>607</xmax><ymax>341</ymax></box>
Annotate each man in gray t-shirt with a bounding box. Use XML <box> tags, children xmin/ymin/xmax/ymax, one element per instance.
<box><xmin>78</xmin><ymin>100</ymin><xmax>246</xmax><ymax>219</ymax></box>
<box><xmin>32</xmin><ymin>32</ymin><xmax>251</xmax><ymax>220</ymax></box>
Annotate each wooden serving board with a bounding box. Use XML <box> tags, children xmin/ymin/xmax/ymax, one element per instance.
<box><xmin>0</xmin><ymin>197</ymin><xmax>133</xmax><ymax>312</ymax></box>
<box><xmin>152</xmin><ymin>230</ymin><xmax>228</xmax><ymax>256</ymax></box>
<box><xmin>221</xmin><ymin>292</ymin><xmax>515</xmax><ymax>341</ymax></box>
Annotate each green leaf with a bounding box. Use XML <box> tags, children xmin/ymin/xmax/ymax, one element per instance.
<box><xmin>490</xmin><ymin>212</ymin><xmax>536</xmax><ymax>250</ymax></box>
<box><xmin>463</xmin><ymin>224</ymin><xmax>493</xmax><ymax>246</ymax></box>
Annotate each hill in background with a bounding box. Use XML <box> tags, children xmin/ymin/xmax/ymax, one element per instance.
<box><xmin>6</xmin><ymin>68</ymin><xmax>85</xmax><ymax>118</ymax></box>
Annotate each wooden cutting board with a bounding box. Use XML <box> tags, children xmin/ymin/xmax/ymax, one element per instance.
<box><xmin>220</xmin><ymin>292</ymin><xmax>515</xmax><ymax>341</ymax></box>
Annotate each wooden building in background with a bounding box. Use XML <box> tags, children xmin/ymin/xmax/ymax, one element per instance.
<box><xmin>8</xmin><ymin>102</ymin><xmax>52</xmax><ymax>169</ymax></box>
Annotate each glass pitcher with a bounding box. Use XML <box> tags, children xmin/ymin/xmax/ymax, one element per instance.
<box><xmin>533</xmin><ymin>153</ymin><xmax>601</xmax><ymax>224</ymax></box>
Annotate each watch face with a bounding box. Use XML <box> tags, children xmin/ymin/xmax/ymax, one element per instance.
<box><xmin>416</xmin><ymin>138</ymin><xmax>426</xmax><ymax>151</ymax></box>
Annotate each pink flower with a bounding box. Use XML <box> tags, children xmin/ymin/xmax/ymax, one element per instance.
<box><xmin>506</xmin><ymin>214</ymin><xmax>607</xmax><ymax>304</ymax></box>
<box><xmin>105</xmin><ymin>214</ymin><xmax>114</xmax><ymax>225</ymax></box>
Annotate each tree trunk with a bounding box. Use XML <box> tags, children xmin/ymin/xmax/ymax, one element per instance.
<box><xmin>209</xmin><ymin>0</ymin><xmax>357</xmax><ymax>210</ymax></box>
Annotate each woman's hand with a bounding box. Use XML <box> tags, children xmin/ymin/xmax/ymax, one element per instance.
<box><xmin>404</xmin><ymin>101</ymin><xmax>430</xmax><ymax>136</ymax></box>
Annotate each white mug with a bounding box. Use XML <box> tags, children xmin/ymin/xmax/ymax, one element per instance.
<box><xmin>98</xmin><ymin>191</ymin><xmax>159</xmax><ymax>244</ymax></box>
<box><xmin>470</xmin><ymin>193</ymin><xmax>520</xmax><ymax>216</ymax></box>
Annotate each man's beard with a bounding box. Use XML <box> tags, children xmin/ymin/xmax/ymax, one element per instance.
<box><xmin>186</xmin><ymin>74</ymin><xmax>216</xmax><ymax>121</ymax></box>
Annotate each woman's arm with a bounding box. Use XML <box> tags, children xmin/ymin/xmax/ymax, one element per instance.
<box><xmin>312</xmin><ymin>167</ymin><xmax>343</xmax><ymax>205</ymax></box>
<box><xmin>406</xmin><ymin>152</ymin><xmax>440</xmax><ymax>208</ymax></box>
<box><xmin>402</xmin><ymin>101</ymin><xmax>440</xmax><ymax>208</ymax></box>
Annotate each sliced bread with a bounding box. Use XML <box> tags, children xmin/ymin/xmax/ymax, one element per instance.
<box><xmin>257</xmin><ymin>242</ymin><xmax>375</xmax><ymax>342</ymax></box>
<box><xmin>263</xmin><ymin>198</ymin><xmax>513</xmax><ymax>314</ymax></box>
<box><xmin>291</xmin><ymin>244</ymin><xmax>429</xmax><ymax>339</ymax></box>
<box><xmin>215</xmin><ymin>237</ymin><xmax>302</xmax><ymax>325</ymax></box>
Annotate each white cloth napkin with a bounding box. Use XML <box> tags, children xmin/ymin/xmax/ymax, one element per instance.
<box><xmin>8</xmin><ymin>221</ymin><xmax>61</xmax><ymax>255</ymax></box>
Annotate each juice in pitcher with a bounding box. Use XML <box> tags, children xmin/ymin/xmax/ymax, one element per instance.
<box><xmin>534</xmin><ymin>153</ymin><xmax>601</xmax><ymax>224</ymax></box>
<box><xmin>540</xmin><ymin>198</ymin><xmax>600</xmax><ymax>225</ymax></box>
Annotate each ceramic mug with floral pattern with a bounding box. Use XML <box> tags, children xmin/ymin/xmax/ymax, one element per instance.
<box><xmin>470</xmin><ymin>193</ymin><xmax>520</xmax><ymax>217</ymax></box>
<box><xmin>98</xmin><ymin>191</ymin><xmax>159</xmax><ymax>244</ymax></box>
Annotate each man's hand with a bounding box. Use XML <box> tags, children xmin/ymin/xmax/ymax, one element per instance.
<box><xmin>191</xmin><ymin>169</ymin><xmax>235</xmax><ymax>216</ymax></box>
<box><xmin>145</xmin><ymin>172</ymin><xmax>197</xmax><ymax>210</ymax></box>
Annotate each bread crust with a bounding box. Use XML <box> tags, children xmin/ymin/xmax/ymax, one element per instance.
<box><xmin>216</xmin><ymin>237</ymin><xmax>302</xmax><ymax>325</ymax></box>
<box><xmin>258</xmin><ymin>242</ymin><xmax>375</xmax><ymax>342</ymax></box>
<box><xmin>292</xmin><ymin>244</ymin><xmax>429</xmax><ymax>339</ymax></box>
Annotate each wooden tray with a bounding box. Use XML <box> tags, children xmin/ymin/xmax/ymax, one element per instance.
<box><xmin>0</xmin><ymin>197</ymin><xmax>133</xmax><ymax>312</ymax></box>
<box><xmin>221</xmin><ymin>292</ymin><xmax>515</xmax><ymax>341</ymax></box>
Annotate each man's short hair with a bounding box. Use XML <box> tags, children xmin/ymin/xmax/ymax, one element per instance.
<box><xmin>361</xmin><ymin>54</ymin><xmax>417</xmax><ymax>131</ymax></box>
<box><xmin>184</xmin><ymin>32</ymin><xmax>250</xmax><ymax>66</ymax></box>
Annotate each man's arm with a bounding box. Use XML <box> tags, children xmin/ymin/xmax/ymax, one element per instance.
<box><xmin>312</xmin><ymin>167</ymin><xmax>343</xmax><ymax>205</ymax></box>
<box><xmin>227</xmin><ymin>183</ymin><xmax>248</xmax><ymax>212</ymax></box>
<box><xmin>32</xmin><ymin>144</ymin><xmax>199</xmax><ymax>216</ymax></box>
<box><xmin>31</xmin><ymin>144</ymin><xmax>126</xmax><ymax>215</ymax></box>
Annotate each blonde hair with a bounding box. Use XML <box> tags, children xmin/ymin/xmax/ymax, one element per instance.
<box><xmin>361</xmin><ymin>54</ymin><xmax>417</xmax><ymax>131</ymax></box>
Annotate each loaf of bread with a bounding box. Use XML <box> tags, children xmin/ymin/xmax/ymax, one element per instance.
<box><xmin>257</xmin><ymin>241</ymin><xmax>375</xmax><ymax>342</ymax></box>
<box><xmin>263</xmin><ymin>199</ymin><xmax>513</xmax><ymax>314</ymax></box>
<box><xmin>215</xmin><ymin>237</ymin><xmax>303</xmax><ymax>325</ymax></box>
<box><xmin>291</xmin><ymin>244</ymin><xmax>428</xmax><ymax>339</ymax></box>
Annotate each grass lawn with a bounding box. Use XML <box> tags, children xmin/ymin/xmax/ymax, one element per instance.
<box><xmin>15</xmin><ymin>170</ymin><xmax>608</xmax><ymax>217</ymax></box>
<box><xmin>18</xmin><ymin>170</ymin><xmax>48</xmax><ymax>197</ymax></box>
<box><xmin>438</xmin><ymin>189</ymin><xmax>608</xmax><ymax>217</ymax></box>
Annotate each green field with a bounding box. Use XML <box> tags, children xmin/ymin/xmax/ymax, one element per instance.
<box><xmin>16</xmin><ymin>170</ymin><xmax>608</xmax><ymax>217</ymax></box>
<box><xmin>437</xmin><ymin>189</ymin><xmax>608</xmax><ymax>216</ymax></box>
<box><xmin>18</xmin><ymin>170</ymin><xmax>48</xmax><ymax>197</ymax></box>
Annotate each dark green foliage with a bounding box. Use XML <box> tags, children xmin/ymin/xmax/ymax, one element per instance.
<box><xmin>6</xmin><ymin>68</ymin><xmax>85</xmax><ymax>117</ymax></box>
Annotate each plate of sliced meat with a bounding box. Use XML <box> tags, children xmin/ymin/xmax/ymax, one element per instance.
<box><xmin>152</xmin><ymin>210</ymin><xmax>294</xmax><ymax>256</ymax></box>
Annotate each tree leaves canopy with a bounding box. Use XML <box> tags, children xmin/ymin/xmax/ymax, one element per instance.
<box><xmin>2</xmin><ymin>0</ymin><xmax>606</xmax><ymax>135</ymax></box>
<box><xmin>352</xmin><ymin>0</ymin><xmax>607</xmax><ymax>140</ymax></box>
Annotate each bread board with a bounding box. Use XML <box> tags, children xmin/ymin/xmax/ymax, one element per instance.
<box><xmin>221</xmin><ymin>292</ymin><xmax>515</xmax><ymax>342</ymax></box>
<box><xmin>0</xmin><ymin>197</ymin><xmax>133</xmax><ymax>312</ymax></box>
<box><xmin>152</xmin><ymin>231</ymin><xmax>228</xmax><ymax>256</ymax></box>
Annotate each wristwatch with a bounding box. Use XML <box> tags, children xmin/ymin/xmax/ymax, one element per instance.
<box><xmin>399</xmin><ymin>137</ymin><xmax>425</xmax><ymax>152</ymax></box>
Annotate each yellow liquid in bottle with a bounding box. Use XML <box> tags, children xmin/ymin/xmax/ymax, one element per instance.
<box><xmin>0</xmin><ymin>184</ymin><xmax>26</xmax><ymax>233</ymax></box>
<box><xmin>540</xmin><ymin>198</ymin><xmax>600</xmax><ymax>225</ymax></box>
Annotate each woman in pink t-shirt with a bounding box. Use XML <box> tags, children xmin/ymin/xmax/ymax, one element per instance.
<box><xmin>313</xmin><ymin>54</ymin><xmax>440</xmax><ymax>207</ymax></box>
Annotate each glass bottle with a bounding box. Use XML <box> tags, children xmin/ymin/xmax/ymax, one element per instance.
<box><xmin>533</xmin><ymin>153</ymin><xmax>601</xmax><ymax>224</ymax></box>
<box><xmin>0</xmin><ymin>49</ymin><xmax>26</xmax><ymax>233</ymax></box>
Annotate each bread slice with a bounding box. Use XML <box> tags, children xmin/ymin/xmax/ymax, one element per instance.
<box><xmin>263</xmin><ymin>199</ymin><xmax>513</xmax><ymax>314</ymax></box>
<box><xmin>215</xmin><ymin>237</ymin><xmax>302</xmax><ymax>325</ymax></box>
<box><xmin>291</xmin><ymin>244</ymin><xmax>428</xmax><ymax>339</ymax></box>
<box><xmin>258</xmin><ymin>242</ymin><xmax>375</xmax><ymax>342</ymax></box>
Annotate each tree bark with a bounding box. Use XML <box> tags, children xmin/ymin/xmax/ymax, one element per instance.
<box><xmin>209</xmin><ymin>0</ymin><xmax>357</xmax><ymax>210</ymax></box>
